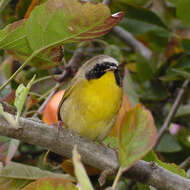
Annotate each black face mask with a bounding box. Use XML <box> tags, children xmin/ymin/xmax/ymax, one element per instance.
<box><xmin>85</xmin><ymin>62</ymin><xmax>121</xmax><ymax>87</ymax></box>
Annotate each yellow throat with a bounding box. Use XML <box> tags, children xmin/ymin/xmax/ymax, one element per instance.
<box><xmin>60</xmin><ymin>71</ymin><xmax>122</xmax><ymax>141</ymax></box>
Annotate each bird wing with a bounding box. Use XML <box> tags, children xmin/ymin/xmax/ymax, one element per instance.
<box><xmin>57</xmin><ymin>77</ymin><xmax>80</xmax><ymax>121</ymax></box>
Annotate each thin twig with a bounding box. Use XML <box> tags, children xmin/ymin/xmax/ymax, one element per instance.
<box><xmin>58</xmin><ymin>46</ymin><xmax>84</xmax><ymax>83</ymax></box>
<box><xmin>0</xmin><ymin>48</ymin><xmax>42</xmax><ymax>92</ymax></box>
<box><xmin>112</xmin><ymin>26</ymin><xmax>152</xmax><ymax>59</ymax></box>
<box><xmin>155</xmin><ymin>80</ymin><xmax>189</xmax><ymax>147</ymax></box>
<box><xmin>32</xmin><ymin>83</ymin><xmax>60</xmax><ymax>117</ymax></box>
<box><xmin>112</xmin><ymin>167</ymin><xmax>123</xmax><ymax>189</ymax></box>
<box><xmin>0</xmin><ymin>114</ymin><xmax>190</xmax><ymax>190</ymax></box>
<box><xmin>103</xmin><ymin>0</ymin><xmax>151</xmax><ymax>59</ymax></box>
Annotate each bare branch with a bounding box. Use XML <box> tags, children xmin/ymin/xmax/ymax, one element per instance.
<box><xmin>33</xmin><ymin>83</ymin><xmax>60</xmax><ymax>117</ymax></box>
<box><xmin>155</xmin><ymin>80</ymin><xmax>189</xmax><ymax>147</ymax></box>
<box><xmin>112</xmin><ymin>26</ymin><xmax>152</xmax><ymax>59</ymax></box>
<box><xmin>0</xmin><ymin>114</ymin><xmax>190</xmax><ymax>190</ymax></box>
<box><xmin>102</xmin><ymin>0</ymin><xmax>152</xmax><ymax>59</ymax></box>
<box><xmin>58</xmin><ymin>47</ymin><xmax>84</xmax><ymax>83</ymax></box>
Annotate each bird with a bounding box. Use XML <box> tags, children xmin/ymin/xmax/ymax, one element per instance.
<box><xmin>58</xmin><ymin>55</ymin><xmax>123</xmax><ymax>141</ymax></box>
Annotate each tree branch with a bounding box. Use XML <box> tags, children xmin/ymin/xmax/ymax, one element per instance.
<box><xmin>103</xmin><ymin>0</ymin><xmax>152</xmax><ymax>59</ymax></box>
<box><xmin>58</xmin><ymin>46</ymin><xmax>84</xmax><ymax>83</ymax></box>
<box><xmin>0</xmin><ymin>114</ymin><xmax>190</xmax><ymax>190</ymax></box>
<box><xmin>155</xmin><ymin>80</ymin><xmax>189</xmax><ymax>147</ymax></box>
<box><xmin>112</xmin><ymin>26</ymin><xmax>152</xmax><ymax>59</ymax></box>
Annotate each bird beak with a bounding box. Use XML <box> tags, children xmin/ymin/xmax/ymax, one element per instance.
<box><xmin>105</xmin><ymin>65</ymin><xmax>118</xmax><ymax>71</ymax></box>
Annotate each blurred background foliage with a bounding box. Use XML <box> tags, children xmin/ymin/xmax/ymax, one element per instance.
<box><xmin>0</xmin><ymin>0</ymin><xmax>190</xmax><ymax>189</ymax></box>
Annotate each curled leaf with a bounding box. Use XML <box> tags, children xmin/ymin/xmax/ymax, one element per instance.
<box><xmin>14</xmin><ymin>75</ymin><xmax>36</xmax><ymax>122</ymax></box>
<box><xmin>26</xmin><ymin>0</ymin><xmax>123</xmax><ymax>50</ymax></box>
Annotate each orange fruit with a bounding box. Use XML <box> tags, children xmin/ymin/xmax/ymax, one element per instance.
<box><xmin>42</xmin><ymin>90</ymin><xmax>65</xmax><ymax>125</ymax></box>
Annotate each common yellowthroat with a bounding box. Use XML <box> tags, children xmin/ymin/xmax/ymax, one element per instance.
<box><xmin>58</xmin><ymin>55</ymin><xmax>123</xmax><ymax>141</ymax></box>
<box><xmin>45</xmin><ymin>55</ymin><xmax>123</xmax><ymax>167</ymax></box>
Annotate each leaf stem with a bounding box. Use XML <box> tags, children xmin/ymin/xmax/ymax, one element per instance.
<box><xmin>112</xmin><ymin>167</ymin><xmax>123</xmax><ymax>189</ymax></box>
<box><xmin>0</xmin><ymin>50</ymin><xmax>41</xmax><ymax>92</ymax></box>
<box><xmin>32</xmin><ymin>75</ymin><xmax>59</xmax><ymax>85</ymax></box>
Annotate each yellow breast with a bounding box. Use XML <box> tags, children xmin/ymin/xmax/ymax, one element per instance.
<box><xmin>61</xmin><ymin>71</ymin><xmax>122</xmax><ymax>141</ymax></box>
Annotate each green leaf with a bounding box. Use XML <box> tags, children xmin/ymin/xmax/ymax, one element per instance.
<box><xmin>172</xmin><ymin>69</ymin><xmax>190</xmax><ymax>80</ymax></box>
<box><xmin>0</xmin><ymin>19</ymin><xmax>28</xmax><ymax>50</ymax></box>
<box><xmin>139</xmin><ymin>81</ymin><xmax>169</xmax><ymax>101</ymax></box>
<box><xmin>118</xmin><ymin>104</ymin><xmax>157</xmax><ymax>170</ymax></box>
<box><xmin>0</xmin><ymin>19</ymin><xmax>37</xmax><ymax>65</ymax></box>
<box><xmin>173</xmin><ymin>55</ymin><xmax>190</xmax><ymax>70</ymax></box>
<box><xmin>181</xmin><ymin>39</ymin><xmax>190</xmax><ymax>54</ymax></box>
<box><xmin>0</xmin><ymin>0</ymin><xmax>123</xmax><ymax>69</ymax></box>
<box><xmin>136</xmin><ymin>52</ymin><xmax>153</xmax><ymax>81</ymax></box>
<box><xmin>144</xmin><ymin>151</ymin><xmax>187</xmax><ymax>178</ymax></box>
<box><xmin>160</xmin><ymin>72</ymin><xmax>181</xmax><ymax>82</ymax></box>
<box><xmin>22</xmin><ymin>178</ymin><xmax>77</xmax><ymax>190</ymax></box>
<box><xmin>176</xmin><ymin>127</ymin><xmax>190</xmax><ymax>149</ymax></box>
<box><xmin>103</xmin><ymin>136</ymin><xmax>118</xmax><ymax>149</ymax></box>
<box><xmin>123</xmin><ymin>67</ymin><xmax>139</xmax><ymax>105</ymax></box>
<box><xmin>72</xmin><ymin>146</ymin><xmax>93</xmax><ymax>190</ymax></box>
<box><xmin>175</xmin><ymin>105</ymin><xmax>190</xmax><ymax>118</ymax></box>
<box><xmin>119</xmin><ymin>0</ymin><xmax>150</xmax><ymax>6</ymax></box>
<box><xmin>145</xmin><ymin>32</ymin><xmax>170</xmax><ymax>52</ymax></box>
<box><xmin>166</xmin><ymin>0</ymin><xmax>177</xmax><ymax>6</ymax></box>
<box><xmin>155</xmin><ymin>133</ymin><xmax>182</xmax><ymax>153</ymax></box>
<box><xmin>115</xmin><ymin>4</ymin><xmax>171</xmax><ymax>51</ymax></box>
<box><xmin>136</xmin><ymin>183</ymin><xmax>150</xmax><ymax>190</ymax></box>
<box><xmin>26</xmin><ymin>0</ymin><xmax>123</xmax><ymax>51</ymax></box>
<box><xmin>0</xmin><ymin>19</ymin><xmax>61</xmax><ymax>69</ymax></box>
<box><xmin>0</xmin><ymin>161</ymin><xmax>75</xmax><ymax>190</ymax></box>
<box><xmin>0</xmin><ymin>177</ymin><xmax>30</xmax><ymax>190</ymax></box>
<box><xmin>162</xmin><ymin>55</ymin><xmax>190</xmax><ymax>81</ymax></box>
<box><xmin>22</xmin><ymin>178</ymin><xmax>78</xmax><ymax>190</ymax></box>
<box><xmin>0</xmin><ymin>161</ymin><xmax>74</xmax><ymax>180</ymax></box>
<box><xmin>119</xmin><ymin>4</ymin><xmax>170</xmax><ymax>37</ymax></box>
<box><xmin>104</xmin><ymin>44</ymin><xmax>121</xmax><ymax>61</ymax></box>
<box><xmin>177</xmin><ymin>0</ymin><xmax>190</xmax><ymax>27</ymax></box>
<box><xmin>14</xmin><ymin>75</ymin><xmax>36</xmax><ymax>121</ymax></box>
<box><xmin>14</xmin><ymin>84</ymin><xmax>26</xmax><ymax>118</ymax></box>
